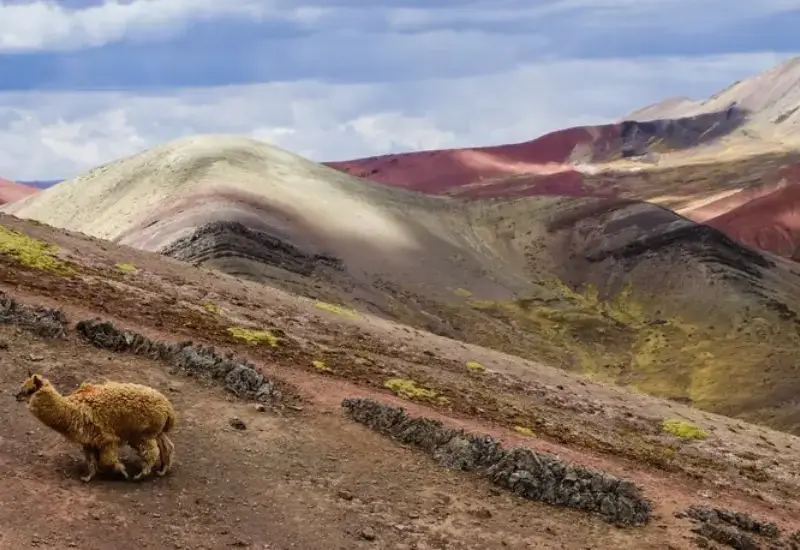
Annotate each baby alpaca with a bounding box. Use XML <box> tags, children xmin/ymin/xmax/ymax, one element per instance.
<box><xmin>15</xmin><ymin>373</ymin><xmax>177</xmax><ymax>482</ymax></box>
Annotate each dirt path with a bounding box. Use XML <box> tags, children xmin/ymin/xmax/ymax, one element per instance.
<box><xmin>0</xmin><ymin>324</ymin><xmax>708</xmax><ymax>550</ymax></box>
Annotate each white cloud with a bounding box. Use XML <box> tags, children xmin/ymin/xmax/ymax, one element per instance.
<box><xmin>0</xmin><ymin>0</ymin><xmax>323</xmax><ymax>52</ymax></box>
<box><xmin>2</xmin><ymin>0</ymin><xmax>796</xmax><ymax>53</ymax></box>
<box><xmin>0</xmin><ymin>52</ymin><xmax>794</xmax><ymax>180</ymax></box>
<box><xmin>339</xmin><ymin>113</ymin><xmax>458</xmax><ymax>153</ymax></box>
<box><xmin>380</xmin><ymin>0</ymin><xmax>800</xmax><ymax>30</ymax></box>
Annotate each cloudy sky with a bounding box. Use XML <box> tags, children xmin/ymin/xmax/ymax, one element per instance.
<box><xmin>0</xmin><ymin>0</ymin><xmax>798</xmax><ymax>180</ymax></box>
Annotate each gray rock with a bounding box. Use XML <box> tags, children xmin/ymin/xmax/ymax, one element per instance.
<box><xmin>358</xmin><ymin>527</ymin><xmax>376</xmax><ymax>541</ymax></box>
<box><xmin>341</xmin><ymin>397</ymin><xmax>652</xmax><ymax>528</ymax></box>
<box><xmin>225</xmin><ymin>366</ymin><xmax>264</xmax><ymax>396</ymax></box>
<box><xmin>686</xmin><ymin>506</ymin><xmax>781</xmax><ymax>538</ymax></box>
<box><xmin>75</xmin><ymin>318</ymin><xmax>290</xmax><ymax>406</ymax></box>
<box><xmin>433</xmin><ymin>435</ymin><xmax>482</xmax><ymax>471</ymax></box>
<box><xmin>0</xmin><ymin>291</ymin><xmax>69</xmax><ymax>339</ymax></box>
<box><xmin>229</xmin><ymin>417</ymin><xmax>247</xmax><ymax>430</ymax></box>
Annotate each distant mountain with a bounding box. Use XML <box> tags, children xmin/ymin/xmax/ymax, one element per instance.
<box><xmin>326</xmin><ymin>56</ymin><xmax>800</xmax><ymax>265</ymax></box>
<box><xmin>329</xmin><ymin>60</ymin><xmax>800</xmax><ymax>198</ymax></box>
<box><xmin>17</xmin><ymin>180</ymin><xmax>61</xmax><ymax>189</ymax></box>
<box><xmin>0</xmin><ymin>177</ymin><xmax>39</xmax><ymax>204</ymax></box>
<box><xmin>6</xmin><ymin>133</ymin><xmax>800</xmax><ymax>435</ymax></box>
<box><xmin>626</xmin><ymin>56</ymin><xmax>800</xmax><ymax>131</ymax></box>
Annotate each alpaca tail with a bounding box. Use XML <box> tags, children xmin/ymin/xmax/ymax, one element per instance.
<box><xmin>156</xmin><ymin>411</ymin><xmax>176</xmax><ymax>476</ymax></box>
<box><xmin>163</xmin><ymin>410</ymin><xmax>176</xmax><ymax>434</ymax></box>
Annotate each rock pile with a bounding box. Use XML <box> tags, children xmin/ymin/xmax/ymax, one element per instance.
<box><xmin>0</xmin><ymin>291</ymin><xmax>68</xmax><ymax>339</ymax></box>
<box><xmin>76</xmin><ymin>319</ymin><xmax>289</xmax><ymax>405</ymax></box>
<box><xmin>341</xmin><ymin>397</ymin><xmax>651</xmax><ymax>527</ymax></box>
<box><xmin>682</xmin><ymin>505</ymin><xmax>799</xmax><ymax>549</ymax></box>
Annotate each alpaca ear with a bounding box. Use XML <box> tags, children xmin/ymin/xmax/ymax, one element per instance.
<box><xmin>27</xmin><ymin>369</ymin><xmax>32</xmax><ymax>377</ymax></box>
<box><xmin>32</xmin><ymin>374</ymin><xmax>42</xmax><ymax>388</ymax></box>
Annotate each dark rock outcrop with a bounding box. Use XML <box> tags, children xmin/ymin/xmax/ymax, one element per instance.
<box><xmin>681</xmin><ymin>505</ymin><xmax>799</xmax><ymax>549</ymax></box>
<box><xmin>159</xmin><ymin>220</ymin><xmax>343</xmax><ymax>276</ymax></box>
<box><xmin>75</xmin><ymin>319</ymin><xmax>289</xmax><ymax>405</ymax></box>
<box><xmin>0</xmin><ymin>291</ymin><xmax>68</xmax><ymax>339</ymax></box>
<box><xmin>341</xmin><ymin>397</ymin><xmax>651</xmax><ymax>527</ymax></box>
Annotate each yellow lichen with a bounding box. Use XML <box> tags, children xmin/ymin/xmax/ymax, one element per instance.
<box><xmin>384</xmin><ymin>378</ymin><xmax>441</xmax><ymax>402</ymax></box>
<box><xmin>227</xmin><ymin>327</ymin><xmax>280</xmax><ymax>347</ymax></box>
<box><xmin>0</xmin><ymin>225</ymin><xmax>74</xmax><ymax>274</ymax></box>
<box><xmin>662</xmin><ymin>418</ymin><xmax>708</xmax><ymax>440</ymax></box>
<box><xmin>514</xmin><ymin>426</ymin><xmax>535</xmax><ymax>437</ymax></box>
<box><xmin>315</xmin><ymin>301</ymin><xmax>358</xmax><ymax>318</ymax></box>
<box><xmin>465</xmin><ymin>360</ymin><xmax>486</xmax><ymax>372</ymax></box>
<box><xmin>312</xmin><ymin>360</ymin><xmax>333</xmax><ymax>373</ymax></box>
<box><xmin>116</xmin><ymin>263</ymin><xmax>137</xmax><ymax>273</ymax></box>
<box><xmin>203</xmin><ymin>302</ymin><xmax>221</xmax><ymax>314</ymax></box>
<box><xmin>453</xmin><ymin>287</ymin><xmax>472</xmax><ymax>297</ymax></box>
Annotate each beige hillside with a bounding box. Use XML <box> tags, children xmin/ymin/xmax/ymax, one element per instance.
<box><xmin>5</xmin><ymin>134</ymin><xmax>800</xmax><ymax>437</ymax></box>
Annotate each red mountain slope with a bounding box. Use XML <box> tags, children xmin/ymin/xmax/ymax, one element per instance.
<box><xmin>0</xmin><ymin>177</ymin><xmax>38</xmax><ymax>204</ymax></box>
<box><xmin>704</xmin><ymin>164</ymin><xmax>800</xmax><ymax>260</ymax></box>
<box><xmin>325</xmin><ymin>125</ymin><xmax>621</xmax><ymax>195</ymax></box>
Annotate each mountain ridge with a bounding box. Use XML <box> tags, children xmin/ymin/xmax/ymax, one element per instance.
<box><xmin>5</xmin><ymin>131</ymin><xmax>800</xmax><ymax>434</ymax></box>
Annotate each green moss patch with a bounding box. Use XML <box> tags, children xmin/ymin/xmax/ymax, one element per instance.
<box><xmin>662</xmin><ymin>418</ymin><xmax>708</xmax><ymax>440</ymax></box>
<box><xmin>227</xmin><ymin>327</ymin><xmax>281</xmax><ymax>347</ymax></box>
<box><xmin>466</xmin><ymin>360</ymin><xmax>486</xmax><ymax>372</ymax></box>
<box><xmin>0</xmin><ymin>225</ymin><xmax>74</xmax><ymax>274</ymax></box>
<box><xmin>384</xmin><ymin>378</ymin><xmax>449</xmax><ymax>404</ymax></box>
<box><xmin>116</xmin><ymin>262</ymin><xmax>137</xmax><ymax>273</ymax></box>
<box><xmin>203</xmin><ymin>302</ymin><xmax>221</xmax><ymax>314</ymax></box>
<box><xmin>315</xmin><ymin>301</ymin><xmax>358</xmax><ymax>318</ymax></box>
<box><xmin>514</xmin><ymin>426</ymin><xmax>535</xmax><ymax>437</ymax></box>
<box><xmin>312</xmin><ymin>360</ymin><xmax>333</xmax><ymax>373</ymax></box>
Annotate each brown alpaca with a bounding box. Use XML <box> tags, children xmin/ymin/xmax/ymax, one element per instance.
<box><xmin>15</xmin><ymin>373</ymin><xmax>177</xmax><ymax>482</ymax></box>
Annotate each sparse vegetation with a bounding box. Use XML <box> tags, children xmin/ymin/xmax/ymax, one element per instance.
<box><xmin>227</xmin><ymin>327</ymin><xmax>280</xmax><ymax>347</ymax></box>
<box><xmin>203</xmin><ymin>302</ymin><xmax>221</xmax><ymax>314</ymax></box>
<box><xmin>465</xmin><ymin>360</ymin><xmax>486</xmax><ymax>372</ymax></box>
<box><xmin>384</xmin><ymin>378</ymin><xmax>448</xmax><ymax>404</ymax></box>
<box><xmin>315</xmin><ymin>301</ymin><xmax>358</xmax><ymax>318</ymax></box>
<box><xmin>662</xmin><ymin>418</ymin><xmax>708</xmax><ymax>440</ymax></box>
<box><xmin>453</xmin><ymin>287</ymin><xmax>472</xmax><ymax>297</ymax></box>
<box><xmin>514</xmin><ymin>425</ymin><xmax>535</xmax><ymax>437</ymax></box>
<box><xmin>0</xmin><ymin>225</ymin><xmax>74</xmax><ymax>274</ymax></box>
<box><xmin>460</xmin><ymin>277</ymin><xmax>768</xmax><ymax>410</ymax></box>
<box><xmin>312</xmin><ymin>360</ymin><xmax>333</xmax><ymax>372</ymax></box>
<box><xmin>116</xmin><ymin>262</ymin><xmax>137</xmax><ymax>273</ymax></box>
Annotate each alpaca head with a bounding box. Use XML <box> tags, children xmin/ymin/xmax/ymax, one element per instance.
<box><xmin>14</xmin><ymin>372</ymin><xmax>47</xmax><ymax>402</ymax></box>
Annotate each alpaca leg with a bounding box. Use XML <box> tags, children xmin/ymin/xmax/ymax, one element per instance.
<box><xmin>98</xmin><ymin>443</ymin><xmax>129</xmax><ymax>480</ymax></box>
<box><xmin>81</xmin><ymin>446</ymin><xmax>99</xmax><ymax>483</ymax></box>
<box><xmin>155</xmin><ymin>434</ymin><xmax>175</xmax><ymax>476</ymax></box>
<box><xmin>132</xmin><ymin>438</ymin><xmax>159</xmax><ymax>481</ymax></box>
